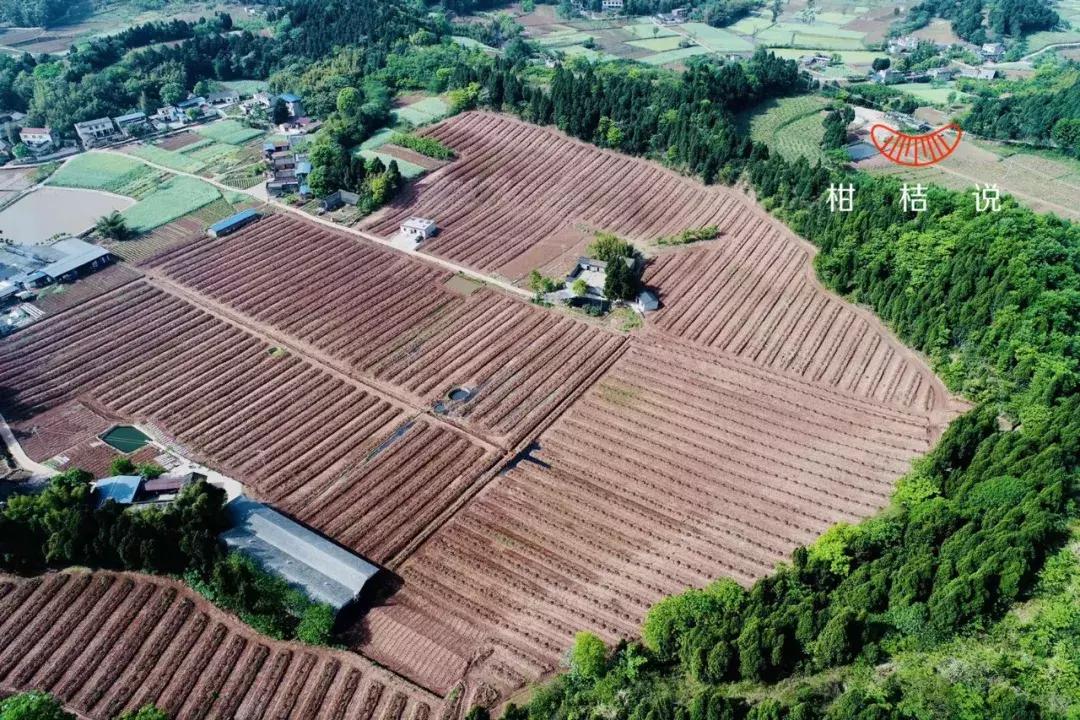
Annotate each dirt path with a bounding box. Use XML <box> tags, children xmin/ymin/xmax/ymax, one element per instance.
<box><xmin>141</xmin><ymin>269</ymin><xmax>501</xmax><ymax>457</ymax></box>
<box><xmin>0</xmin><ymin>412</ymin><xmax>57</xmax><ymax>479</ymax></box>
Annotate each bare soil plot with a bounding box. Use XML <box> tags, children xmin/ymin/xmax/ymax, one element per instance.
<box><xmin>643</xmin><ymin>234</ymin><xmax>960</xmax><ymax>418</ymax></box>
<box><xmin>378</xmin><ymin>143</ymin><xmax>448</xmax><ymax>171</ymax></box>
<box><xmin>31</xmin><ymin>263</ymin><xmax>143</xmax><ymax>316</ymax></box>
<box><xmin>145</xmin><ymin>213</ymin><xmax>626</xmax><ymax>448</ymax></box>
<box><xmin>496</xmin><ymin>223</ymin><xmax>594</xmax><ymax>285</ymax></box>
<box><xmin>363</xmin><ymin>112</ymin><xmax>754</xmax><ymax>275</ymax></box>
<box><xmin>0</xmin><ymin>281</ymin><xmax>496</xmax><ymax>565</ymax></box>
<box><xmin>354</xmin><ymin>341</ymin><xmax>946</xmax><ymax>699</ymax></box>
<box><xmin>156</xmin><ymin>132</ymin><xmax>205</xmax><ymax>151</ymax></box>
<box><xmin>0</xmin><ymin>571</ymin><xmax>441</xmax><ymax>720</ymax></box>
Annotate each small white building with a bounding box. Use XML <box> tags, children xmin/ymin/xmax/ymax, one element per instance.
<box><xmin>74</xmin><ymin>117</ymin><xmax>119</xmax><ymax>148</ymax></box>
<box><xmin>18</xmin><ymin>127</ymin><xmax>56</xmax><ymax>155</ymax></box>
<box><xmin>401</xmin><ymin>217</ymin><xmax>437</xmax><ymax>242</ymax></box>
<box><xmin>601</xmin><ymin>0</ymin><xmax>624</xmax><ymax>11</ymax></box>
<box><xmin>114</xmin><ymin>111</ymin><xmax>149</xmax><ymax>137</ymax></box>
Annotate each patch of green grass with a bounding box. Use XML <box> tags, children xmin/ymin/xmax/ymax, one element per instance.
<box><xmin>743</xmin><ymin>95</ymin><xmax>830</xmax><ymax>163</ymax></box>
<box><xmin>357</xmin><ymin>150</ymin><xmax>427</xmax><ymax>179</ymax></box>
<box><xmin>535</xmin><ymin>31</ymin><xmax>594</xmax><ymax>47</ymax></box>
<box><xmin>48</xmin><ymin>153</ymin><xmax>150</xmax><ymax>193</ymax></box>
<box><xmin>121</xmin><ymin>175</ymin><xmax>222</xmax><ymax>231</ymax></box>
<box><xmin>639</xmin><ymin>46</ymin><xmax>712</xmax><ymax>65</ymax></box>
<box><xmin>451</xmin><ymin>35</ymin><xmax>497</xmax><ymax>51</ymax></box>
<box><xmin>126</xmin><ymin>144</ymin><xmax>206</xmax><ymax>173</ymax></box>
<box><xmin>360</xmin><ymin>128</ymin><xmax>396</xmax><ymax>150</ymax></box>
<box><xmin>728</xmin><ymin>13</ymin><xmax>774</xmax><ymax>34</ymax></box>
<box><xmin>221</xmin><ymin>79</ymin><xmax>269</xmax><ymax>96</ymax></box>
<box><xmin>626</xmin><ymin>35</ymin><xmax>685</xmax><ymax>51</ymax></box>
<box><xmin>622</xmin><ymin>22</ymin><xmax>679</xmax><ymax>39</ymax></box>
<box><xmin>195</xmin><ymin>120</ymin><xmax>264</xmax><ymax>146</ymax></box>
<box><xmin>891</xmin><ymin>82</ymin><xmax>967</xmax><ymax>105</ymax></box>
<box><xmin>394</xmin><ymin>96</ymin><xmax>450</xmax><ymax>126</ymax></box>
<box><xmin>675</xmin><ymin>23</ymin><xmax>755</xmax><ymax>51</ymax></box>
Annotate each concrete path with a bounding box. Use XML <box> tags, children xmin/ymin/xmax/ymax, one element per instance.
<box><xmin>0</xmin><ymin>412</ymin><xmax>56</xmax><ymax>479</ymax></box>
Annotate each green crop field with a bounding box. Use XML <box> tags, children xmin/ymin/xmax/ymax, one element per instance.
<box><xmin>675</xmin><ymin>23</ymin><xmax>755</xmax><ymax>51</ymax></box>
<box><xmin>121</xmin><ymin>175</ymin><xmax>222</xmax><ymax>231</ymax></box>
<box><xmin>622</xmin><ymin>22</ymin><xmax>679</xmax><ymax>39</ymax></box>
<box><xmin>220</xmin><ymin>79</ymin><xmax>269</xmax><ymax>96</ymax></box>
<box><xmin>891</xmin><ymin>83</ymin><xmax>967</xmax><ymax>105</ymax></box>
<box><xmin>744</xmin><ymin>95</ymin><xmax>830</xmax><ymax>163</ymax></box>
<box><xmin>561</xmin><ymin>44</ymin><xmax>621</xmax><ymax>61</ymax></box>
<box><xmin>452</xmin><ymin>36</ymin><xmax>497</xmax><ymax>51</ymax></box>
<box><xmin>728</xmin><ymin>14</ymin><xmax>774</xmax><ymax>34</ymax></box>
<box><xmin>358</xmin><ymin>150</ymin><xmax>427</xmax><ymax>179</ymax></box>
<box><xmin>48</xmin><ymin>153</ymin><xmax>154</xmax><ymax>194</ymax></box>
<box><xmin>126</xmin><ymin>144</ymin><xmax>206</xmax><ymax>173</ymax></box>
<box><xmin>536</xmin><ymin>31</ymin><xmax>594</xmax><ymax>47</ymax></box>
<box><xmin>195</xmin><ymin>120</ymin><xmax>264</xmax><ymax>145</ymax></box>
<box><xmin>394</xmin><ymin>96</ymin><xmax>450</xmax><ymax>126</ymax></box>
<box><xmin>360</xmin><ymin>128</ymin><xmax>396</xmax><ymax>150</ymax></box>
<box><xmin>640</xmin><ymin>46</ymin><xmax>712</xmax><ymax>65</ymax></box>
<box><xmin>626</xmin><ymin>36</ymin><xmax>685</xmax><ymax>51</ymax></box>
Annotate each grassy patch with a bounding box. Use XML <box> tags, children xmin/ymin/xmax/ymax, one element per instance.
<box><xmin>622</xmin><ymin>22</ymin><xmax>679</xmax><ymax>39</ymax></box>
<box><xmin>48</xmin><ymin>153</ymin><xmax>150</xmax><ymax>193</ymax></box>
<box><xmin>195</xmin><ymin>120</ymin><xmax>264</xmax><ymax>145</ymax></box>
<box><xmin>221</xmin><ymin>79</ymin><xmax>270</xmax><ymax>96</ymax></box>
<box><xmin>626</xmin><ymin>35</ymin><xmax>685</xmax><ymax>51</ymax></box>
<box><xmin>675</xmin><ymin>23</ymin><xmax>755</xmax><ymax>51</ymax></box>
<box><xmin>394</xmin><ymin>96</ymin><xmax>450</xmax><ymax>126</ymax></box>
<box><xmin>122</xmin><ymin>175</ymin><xmax>221</xmax><ymax>231</ymax></box>
<box><xmin>891</xmin><ymin>82</ymin><xmax>966</xmax><ymax>105</ymax></box>
<box><xmin>743</xmin><ymin>95</ymin><xmax>830</xmax><ymax>163</ymax></box>
<box><xmin>126</xmin><ymin>144</ymin><xmax>206</xmax><ymax>173</ymax></box>
<box><xmin>640</xmin><ymin>46</ymin><xmax>712</xmax><ymax>65</ymax></box>
<box><xmin>358</xmin><ymin>149</ymin><xmax>427</xmax><ymax>179</ymax></box>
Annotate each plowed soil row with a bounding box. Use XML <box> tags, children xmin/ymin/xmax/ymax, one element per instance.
<box><xmin>0</xmin><ymin>571</ymin><xmax>441</xmax><ymax>720</ymax></box>
<box><xmin>145</xmin><ymin>213</ymin><xmax>625</xmax><ymax>448</ymax></box>
<box><xmin>0</xmin><ymin>281</ymin><xmax>495</xmax><ymax>565</ymax></box>
<box><xmin>644</xmin><ymin>238</ymin><xmax>956</xmax><ymax>415</ymax></box>
<box><xmin>363</xmin><ymin>112</ymin><xmax>750</xmax><ymax>275</ymax></box>
<box><xmin>354</xmin><ymin>342</ymin><xmax>942</xmax><ymax>699</ymax></box>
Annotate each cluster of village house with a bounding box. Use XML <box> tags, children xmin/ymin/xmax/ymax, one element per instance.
<box><xmin>800</xmin><ymin>37</ymin><xmax>1005</xmax><ymax>83</ymax></box>
<box><xmin>0</xmin><ymin>88</ymin><xmax>318</xmax><ymax>162</ymax></box>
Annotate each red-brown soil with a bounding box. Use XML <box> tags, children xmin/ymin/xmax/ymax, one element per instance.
<box><xmin>156</xmin><ymin>132</ymin><xmax>204</xmax><ymax>151</ymax></box>
<box><xmin>0</xmin><ymin>281</ymin><xmax>496</xmax><ymax>566</ymax></box>
<box><xmin>378</xmin><ymin>144</ymin><xmax>447</xmax><ymax>171</ymax></box>
<box><xmin>355</xmin><ymin>341</ymin><xmax>948</xmax><ymax>698</ymax></box>
<box><xmin>0</xmin><ymin>571</ymin><xmax>441</xmax><ymax>720</ymax></box>
<box><xmin>144</xmin><ymin>213</ymin><xmax>625</xmax><ymax>449</ymax></box>
<box><xmin>31</xmin><ymin>263</ymin><xmax>142</xmax><ymax>316</ymax></box>
<box><xmin>363</xmin><ymin>112</ymin><xmax>752</xmax><ymax>273</ymax></box>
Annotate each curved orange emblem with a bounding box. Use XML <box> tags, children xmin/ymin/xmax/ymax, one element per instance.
<box><xmin>870</xmin><ymin>123</ymin><xmax>963</xmax><ymax>167</ymax></box>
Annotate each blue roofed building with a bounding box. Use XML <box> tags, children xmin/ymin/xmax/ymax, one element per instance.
<box><xmin>207</xmin><ymin>209</ymin><xmax>260</xmax><ymax>238</ymax></box>
<box><xmin>92</xmin><ymin>475</ymin><xmax>142</xmax><ymax>506</ymax></box>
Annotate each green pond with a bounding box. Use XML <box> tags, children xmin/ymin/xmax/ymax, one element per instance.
<box><xmin>101</xmin><ymin>425</ymin><xmax>151</xmax><ymax>453</ymax></box>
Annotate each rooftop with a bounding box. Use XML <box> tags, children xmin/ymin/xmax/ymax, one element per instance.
<box><xmin>40</xmin><ymin>239</ymin><xmax>111</xmax><ymax>280</ymax></box>
<box><xmin>279</xmin><ymin>92</ymin><xmax>301</xmax><ymax>102</ymax></box>
<box><xmin>221</xmin><ymin>497</ymin><xmax>380</xmax><ymax>610</ymax></box>
<box><xmin>115</xmin><ymin>112</ymin><xmax>147</xmax><ymax>123</ymax></box>
<box><xmin>93</xmin><ymin>475</ymin><xmax>142</xmax><ymax>506</ymax></box>
<box><xmin>208</xmin><ymin>209</ymin><xmax>260</xmax><ymax>235</ymax></box>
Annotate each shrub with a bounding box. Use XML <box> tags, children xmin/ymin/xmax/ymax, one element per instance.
<box><xmin>0</xmin><ymin>692</ymin><xmax>74</xmax><ymax>720</ymax></box>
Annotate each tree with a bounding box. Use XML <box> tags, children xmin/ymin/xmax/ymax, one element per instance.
<box><xmin>569</xmin><ymin>631</ymin><xmax>607</xmax><ymax>678</ymax></box>
<box><xmin>0</xmin><ymin>692</ymin><xmax>74</xmax><ymax>720</ymax></box>
<box><xmin>296</xmin><ymin>602</ymin><xmax>335</xmax><ymax>644</ymax></box>
<box><xmin>115</xmin><ymin>706</ymin><xmax>170</xmax><ymax>720</ymax></box>
<box><xmin>571</xmin><ymin>278</ymin><xmax>589</xmax><ymax>296</ymax></box>
<box><xmin>871</xmin><ymin>57</ymin><xmax>891</xmax><ymax>71</ymax></box>
<box><xmin>603</xmin><ymin>256</ymin><xmax>638</xmax><ymax>301</ymax></box>
<box><xmin>336</xmin><ymin>86</ymin><xmax>362</xmax><ymax>118</ymax></box>
<box><xmin>271</xmin><ymin>97</ymin><xmax>290</xmax><ymax>125</ymax></box>
<box><xmin>160</xmin><ymin>82</ymin><xmax>185</xmax><ymax>106</ymax></box>
<box><xmin>109</xmin><ymin>457</ymin><xmax>136</xmax><ymax>476</ymax></box>
<box><xmin>770</xmin><ymin>0</ymin><xmax>783</xmax><ymax>22</ymax></box>
<box><xmin>588</xmin><ymin>232</ymin><xmax>635</xmax><ymax>263</ymax></box>
<box><xmin>95</xmin><ymin>211</ymin><xmax>131</xmax><ymax>241</ymax></box>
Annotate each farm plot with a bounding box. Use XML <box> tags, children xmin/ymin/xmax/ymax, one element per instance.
<box><xmin>125</xmin><ymin>144</ymin><xmax>206</xmax><ymax>174</ymax></box>
<box><xmin>364</xmin><ymin>112</ymin><xmax>756</xmax><ymax>275</ymax></box>
<box><xmin>394</xmin><ymin>96</ymin><xmax>450</xmax><ymax>126</ymax></box>
<box><xmin>0</xmin><ymin>280</ymin><xmax>496</xmax><ymax>565</ymax></box>
<box><xmin>194</xmin><ymin>119</ymin><xmax>264</xmax><ymax>145</ymax></box>
<box><xmin>0</xmin><ymin>571</ymin><xmax>441</xmax><ymax>720</ymax></box>
<box><xmin>355</xmin><ymin>341</ymin><xmax>945</xmax><ymax>699</ymax></box>
<box><xmin>145</xmin><ymin>213</ymin><xmax>626</xmax><ymax>448</ymax></box>
<box><xmin>642</xmin><ymin>234</ymin><xmax>960</xmax><ymax>417</ymax></box>
<box><xmin>673</xmin><ymin>23</ymin><xmax>754</xmax><ymax>52</ymax></box>
<box><xmin>121</xmin><ymin>176</ymin><xmax>224</xmax><ymax>232</ymax></box>
<box><xmin>48</xmin><ymin>153</ymin><xmax>168</xmax><ymax>199</ymax></box>
<box><xmin>743</xmin><ymin>95</ymin><xmax>830</xmax><ymax>163</ymax></box>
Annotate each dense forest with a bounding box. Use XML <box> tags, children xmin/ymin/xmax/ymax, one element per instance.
<box><xmin>426</xmin><ymin>48</ymin><xmax>1080</xmax><ymax>718</ymax></box>
<box><xmin>896</xmin><ymin>0</ymin><xmax>1060</xmax><ymax>43</ymax></box>
<box><xmin>0</xmin><ymin>0</ymin><xmax>70</xmax><ymax>27</ymax></box>
<box><xmin>960</xmin><ymin>59</ymin><xmax>1080</xmax><ymax>153</ymax></box>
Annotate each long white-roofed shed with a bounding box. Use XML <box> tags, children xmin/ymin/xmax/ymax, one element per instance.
<box><xmin>221</xmin><ymin>496</ymin><xmax>380</xmax><ymax>612</ymax></box>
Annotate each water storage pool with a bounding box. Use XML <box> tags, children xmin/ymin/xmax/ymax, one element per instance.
<box><xmin>101</xmin><ymin>425</ymin><xmax>151</xmax><ymax>453</ymax></box>
<box><xmin>448</xmin><ymin>387</ymin><xmax>471</xmax><ymax>402</ymax></box>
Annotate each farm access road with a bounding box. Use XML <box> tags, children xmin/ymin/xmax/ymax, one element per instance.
<box><xmin>86</xmin><ymin>149</ymin><xmax>534</xmax><ymax>301</ymax></box>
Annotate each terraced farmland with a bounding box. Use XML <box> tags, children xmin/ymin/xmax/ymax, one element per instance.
<box><xmin>643</xmin><ymin>237</ymin><xmax>957</xmax><ymax>417</ymax></box>
<box><xmin>364</xmin><ymin>112</ymin><xmax>754</xmax><ymax>276</ymax></box>
<box><xmin>146</xmin><ymin>213</ymin><xmax>625</xmax><ymax>448</ymax></box>
<box><xmin>0</xmin><ymin>572</ymin><xmax>441</xmax><ymax>720</ymax></box>
<box><xmin>356</xmin><ymin>341</ymin><xmax>947</xmax><ymax>699</ymax></box>
<box><xmin>0</xmin><ymin>281</ymin><xmax>496</xmax><ymax>565</ymax></box>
